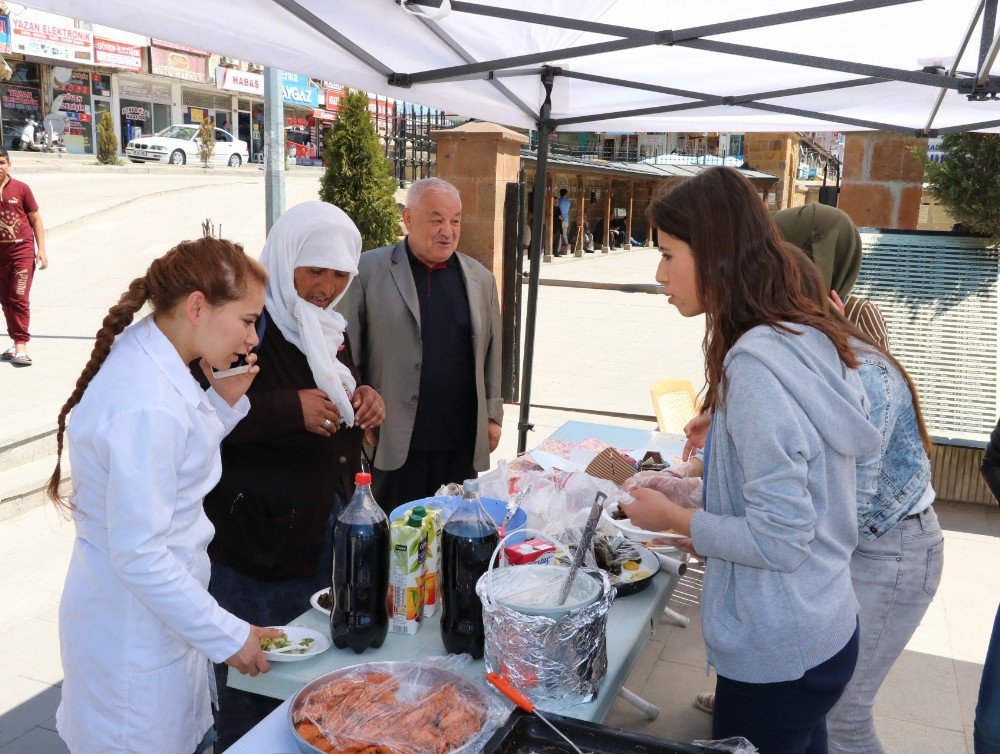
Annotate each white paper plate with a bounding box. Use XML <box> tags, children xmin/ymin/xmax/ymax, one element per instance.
<box><xmin>309</xmin><ymin>588</ymin><xmax>331</xmax><ymax>616</ymax></box>
<box><xmin>263</xmin><ymin>625</ymin><xmax>329</xmax><ymax>663</ymax></box>
<box><xmin>601</xmin><ymin>508</ymin><xmax>686</xmax><ymax>541</ymax></box>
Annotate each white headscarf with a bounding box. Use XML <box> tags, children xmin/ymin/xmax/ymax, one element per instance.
<box><xmin>260</xmin><ymin>201</ymin><xmax>361</xmax><ymax>427</ymax></box>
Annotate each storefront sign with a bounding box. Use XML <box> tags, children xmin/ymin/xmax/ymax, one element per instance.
<box><xmin>312</xmin><ymin>109</ymin><xmax>335</xmax><ymax>121</ymax></box>
<box><xmin>121</xmin><ymin>104</ymin><xmax>151</xmax><ymax>122</ymax></box>
<box><xmin>151</xmin><ymin>44</ymin><xmax>208</xmax><ymax>83</ymax></box>
<box><xmin>282</xmin><ymin>72</ymin><xmax>319</xmax><ymax>108</ymax></box>
<box><xmin>11</xmin><ymin>12</ymin><xmax>93</xmax><ymax>64</ymax></box>
<box><xmin>216</xmin><ymin>67</ymin><xmax>263</xmax><ymax>96</ymax></box>
<box><xmin>151</xmin><ymin>38</ymin><xmax>209</xmax><ymax>55</ymax></box>
<box><xmin>2</xmin><ymin>85</ymin><xmax>40</xmax><ymax>112</ymax></box>
<box><xmin>0</xmin><ymin>16</ymin><xmax>11</xmax><ymax>55</ymax></box>
<box><xmin>91</xmin><ymin>73</ymin><xmax>111</xmax><ymax>97</ymax></box>
<box><xmin>52</xmin><ymin>69</ymin><xmax>91</xmax><ymax>123</ymax></box>
<box><xmin>118</xmin><ymin>79</ymin><xmax>172</xmax><ymax>104</ymax></box>
<box><xmin>94</xmin><ymin>37</ymin><xmax>142</xmax><ymax>71</ymax></box>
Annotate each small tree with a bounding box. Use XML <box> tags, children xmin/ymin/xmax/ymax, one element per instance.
<box><xmin>197</xmin><ymin>117</ymin><xmax>216</xmax><ymax>168</ymax></box>
<box><xmin>97</xmin><ymin>110</ymin><xmax>118</xmax><ymax>165</ymax></box>
<box><xmin>319</xmin><ymin>89</ymin><xmax>399</xmax><ymax>250</ymax></box>
<box><xmin>919</xmin><ymin>133</ymin><xmax>1000</xmax><ymax>237</ymax></box>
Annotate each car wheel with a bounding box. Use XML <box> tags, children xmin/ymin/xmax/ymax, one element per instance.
<box><xmin>228</xmin><ymin>154</ymin><xmax>242</xmax><ymax>168</ymax></box>
<box><xmin>169</xmin><ymin>150</ymin><xmax>186</xmax><ymax>166</ymax></box>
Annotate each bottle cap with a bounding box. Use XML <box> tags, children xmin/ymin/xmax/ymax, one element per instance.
<box><xmin>355</xmin><ymin>472</ymin><xmax>372</xmax><ymax>485</ymax></box>
<box><xmin>463</xmin><ymin>479</ymin><xmax>479</xmax><ymax>493</ymax></box>
<box><xmin>411</xmin><ymin>506</ymin><xmax>427</xmax><ymax>517</ymax></box>
<box><xmin>406</xmin><ymin>514</ymin><xmax>423</xmax><ymax>527</ymax></box>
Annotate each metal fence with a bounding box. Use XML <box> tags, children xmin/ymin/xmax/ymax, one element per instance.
<box><xmin>375</xmin><ymin>98</ymin><xmax>458</xmax><ymax>186</ymax></box>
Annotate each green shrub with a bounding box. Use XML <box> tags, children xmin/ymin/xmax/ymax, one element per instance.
<box><xmin>197</xmin><ymin>117</ymin><xmax>216</xmax><ymax>168</ymax></box>
<box><xmin>920</xmin><ymin>133</ymin><xmax>1000</xmax><ymax>237</ymax></box>
<box><xmin>97</xmin><ymin>110</ymin><xmax>118</xmax><ymax>165</ymax></box>
<box><xmin>319</xmin><ymin>89</ymin><xmax>399</xmax><ymax>250</ymax></box>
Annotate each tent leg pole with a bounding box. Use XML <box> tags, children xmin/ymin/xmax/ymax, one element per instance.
<box><xmin>517</xmin><ymin>72</ymin><xmax>555</xmax><ymax>455</ymax></box>
<box><xmin>264</xmin><ymin>66</ymin><xmax>286</xmax><ymax>234</ymax></box>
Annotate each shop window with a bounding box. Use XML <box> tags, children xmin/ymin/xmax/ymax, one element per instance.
<box><xmin>120</xmin><ymin>99</ymin><xmax>152</xmax><ymax>143</ymax></box>
<box><xmin>152</xmin><ymin>103</ymin><xmax>171</xmax><ymax>134</ymax></box>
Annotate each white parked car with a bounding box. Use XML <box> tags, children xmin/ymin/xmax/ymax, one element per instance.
<box><xmin>126</xmin><ymin>124</ymin><xmax>250</xmax><ymax>167</ymax></box>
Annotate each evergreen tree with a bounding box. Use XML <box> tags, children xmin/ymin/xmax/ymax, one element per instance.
<box><xmin>97</xmin><ymin>110</ymin><xmax>118</xmax><ymax>165</ymax></box>
<box><xmin>197</xmin><ymin>117</ymin><xmax>216</xmax><ymax>168</ymax></box>
<box><xmin>920</xmin><ymin>133</ymin><xmax>1000</xmax><ymax>237</ymax></box>
<box><xmin>319</xmin><ymin>89</ymin><xmax>399</xmax><ymax>250</ymax></box>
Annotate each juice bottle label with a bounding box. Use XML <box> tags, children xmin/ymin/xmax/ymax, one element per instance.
<box><xmin>388</xmin><ymin>518</ymin><xmax>426</xmax><ymax>634</ymax></box>
<box><xmin>422</xmin><ymin>509</ymin><xmax>443</xmax><ymax>616</ymax></box>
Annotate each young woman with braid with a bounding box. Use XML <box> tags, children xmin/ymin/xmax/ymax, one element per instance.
<box><xmin>46</xmin><ymin>238</ymin><xmax>283</xmax><ymax>754</ymax></box>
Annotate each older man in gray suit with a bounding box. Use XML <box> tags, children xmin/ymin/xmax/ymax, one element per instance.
<box><xmin>338</xmin><ymin>177</ymin><xmax>503</xmax><ymax>511</ymax></box>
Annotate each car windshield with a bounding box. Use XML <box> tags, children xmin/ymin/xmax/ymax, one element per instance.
<box><xmin>156</xmin><ymin>126</ymin><xmax>198</xmax><ymax>140</ymax></box>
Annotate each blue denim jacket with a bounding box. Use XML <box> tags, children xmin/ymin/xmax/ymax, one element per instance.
<box><xmin>856</xmin><ymin>349</ymin><xmax>932</xmax><ymax>541</ymax></box>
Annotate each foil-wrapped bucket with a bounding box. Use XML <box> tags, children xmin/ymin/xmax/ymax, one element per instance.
<box><xmin>476</xmin><ymin>528</ymin><xmax>614</xmax><ymax>711</ymax></box>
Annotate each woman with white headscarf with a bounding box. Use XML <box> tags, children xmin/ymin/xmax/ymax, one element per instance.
<box><xmin>194</xmin><ymin>202</ymin><xmax>385</xmax><ymax>749</ymax></box>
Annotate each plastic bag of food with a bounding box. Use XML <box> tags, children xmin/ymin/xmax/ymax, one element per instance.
<box><xmin>291</xmin><ymin>655</ymin><xmax>509</xmax><ymax>754</ymax></box>
<box><xmin>691</xmin><ymin>737</ymin><xmax>760</xmax><ymax>753</ymax></box>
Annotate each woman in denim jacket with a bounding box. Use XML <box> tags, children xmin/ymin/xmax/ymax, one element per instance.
<box><xmin>798</xmin><ymin>247</ymin><xmax>944</xmax><ymax>754</ymax></box>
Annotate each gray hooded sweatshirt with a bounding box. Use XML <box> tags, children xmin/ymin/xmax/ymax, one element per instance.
<box><xmin>690</xmin><ymin>323</ymin><xmax>881</xmax><ymax>684</ymax></box>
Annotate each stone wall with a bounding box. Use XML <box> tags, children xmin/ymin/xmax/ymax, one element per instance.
<box><xmin>838</xmin><ymin>132</ymin><xmax>927</xmax><ymax>229</ymax></box>
<box><xmin>430</xmin><ymin>122</ymin><xmax>527</xmax><ymax>302</ymax></box>
<box><xmin>743</xmin><ymin>132</ymin><xmax>800</xmax><ymax>209</ymax></box>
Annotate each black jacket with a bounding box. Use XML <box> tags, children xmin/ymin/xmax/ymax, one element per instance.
<box><xmin>981</xmin><ymin>417</ymin><xmax>1000</xmax><ymax>504</ymax></box>
<box><xmin>193</xmin><ymin>309</ymin><xmax>363</xmax><ymax>579</ymax></box>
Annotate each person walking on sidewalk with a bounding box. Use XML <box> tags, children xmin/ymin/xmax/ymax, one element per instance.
<box><xmin>0</xmin><ymin>147</ymin><xmax>47</xmax><ymax>367</ymax></box>
<box><xmin>556</xmin><ymin>188</ymin><xmax>572</xmax><ymax>255</ymax></box>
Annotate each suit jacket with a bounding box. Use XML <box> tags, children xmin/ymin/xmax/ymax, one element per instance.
<box><xmin>338</xmin><ymin>240</ymin><xmax>503</xmax><ymax>472</ymax></box>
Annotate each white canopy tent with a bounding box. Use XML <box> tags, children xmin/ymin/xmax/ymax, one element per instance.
<box><xmin>27</xmin><ymin>0</ymin><xmax>1000</xmax><ymax>448</ymax></box>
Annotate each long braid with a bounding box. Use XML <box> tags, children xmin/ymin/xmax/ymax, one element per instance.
<box><xmin>47</xmin><ymin>276</ymin><xmax>151</xmax><ymax>506</ymax></box>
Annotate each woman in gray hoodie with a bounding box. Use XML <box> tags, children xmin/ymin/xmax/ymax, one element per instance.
<box><xmin>626</xmin><ymin>167</ymin><xmax>881</xmax><ymax>753</ymax></box>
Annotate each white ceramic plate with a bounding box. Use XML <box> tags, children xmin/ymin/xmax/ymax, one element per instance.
<box><xmin>263</xmin><ymin>625</ymin><xmax>329</xmax><ymax>663</ymax></box>
<box><xmin>601</xmin><ymin>507</ymin><xmax>686</xmax><ymax>541</ymax></box>
<box><xmin>309</xmin><ymin>588</ymin><xmax>331</xmax><ymax>616</ymax></box>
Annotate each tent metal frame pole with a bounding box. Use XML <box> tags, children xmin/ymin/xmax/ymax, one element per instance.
<box><xmin>924</xmin><ymin>0</ymin><xmax>987</xmax><ymax>133</ymax></box>
<box><xmin>396</xmin><ymin>0</ymin><xmax>920</xmax><ymax>86</ymax></box>
<box><xmin>409</xmin><ymin>12</ymin><xmax>538</xmax><ymax>120</ymax></box>
<box><xmin>517</xmin><ymin>69</ymin><xmax>555</xmax><ymax>455</ymax></box>
<box><xmin>561</xmin><ymin>69</ymin><xmax>885</xmax><ymax>102</ymax></box>
<box><xmin>679</xmin><ymin>39</ymin><xmax>969</xmax><ymax>90</ymax></box>
<box><xmin>981</xmin><ymin>0</ymin><xmax>999</xmax><ymax>70</ymax></box>
<box><xmin>405</xmin><ymin>0</ymin><xmax>917</xmax><ymax>50</ymax></box>
<box><xmin>272</xmin><ymin>0</ymin><xmax>394</xmax><ymax>76</ymax></box>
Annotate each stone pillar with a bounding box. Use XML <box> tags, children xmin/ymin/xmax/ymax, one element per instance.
<box><xmin>743</xmin><ymin>132</ymin><xmax>800</xmax><ymax>209</ymax></box>
<box><xmin>838</xmin><ymin>132</ymin><xmax>927</xmax><ymax>229</ymax></box>
<box><xmin>625</xmin><ymin>181</ymin><xmax>635</xmax><ymax>250</ymax></box>
<box><xmin>430</xmin><ymin>122</ymin><xmax>528</xmax><ymax>298</ymax></box>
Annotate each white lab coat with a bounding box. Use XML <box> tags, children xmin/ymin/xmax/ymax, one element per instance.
<box><xmin>57</xmin><ymin>316</ymin><xmax>251</xmax><ymax>754</ymax></box>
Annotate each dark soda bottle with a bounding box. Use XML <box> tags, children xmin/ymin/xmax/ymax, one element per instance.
<box><xmin>440</xmin><ymin>479</ymin><xmax>499</xmax><ymax>658</ymax></box>
<box><xmin>331</xmin><ymin>472</ymin><xmax>390</xmax><ymax>654</ymax></box>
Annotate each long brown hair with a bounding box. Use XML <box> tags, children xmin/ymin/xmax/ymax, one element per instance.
<box><xmin>646</xmin><ymin>167</ymin><xmax>861</xmax><ymax>414</ymax></box>
<box><xmin>787</xmin><ymin>243</ymin><xmax>933</xmax><ymax>454</ymax></box>
<box><xmin>47</xmin><ymin>238</ymin><xmax>267</xmax><ymax>507</ymax></box>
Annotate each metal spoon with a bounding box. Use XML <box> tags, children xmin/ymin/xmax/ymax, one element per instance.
<box><xmin>557</xmin><ymin>491</ymin><xmax>606</xmax><ymax>605</ymax></box>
